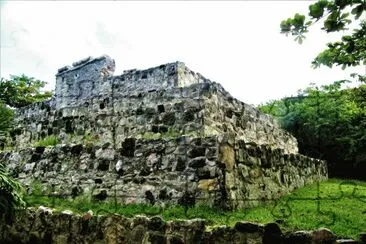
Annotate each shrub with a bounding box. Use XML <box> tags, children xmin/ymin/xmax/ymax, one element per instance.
<box><xmin>0</xmin><ymin>163</ymin><xmax>25</xmax><ymax>215</ymax></box>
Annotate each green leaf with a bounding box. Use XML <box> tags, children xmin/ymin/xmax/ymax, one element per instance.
<box><xmin>351</xmin><ymin>4</ymin><xmax>365</xmax><ymax>20</ymax></box>
<box><xmin>344</xmin><ymin>19</ymin><xmax>352</xmax><ymax>24</ymax></box>
<box><xmin>280</xmin><ymin>20</ymin><xmax>291</xmax><ymax>32</ymax></box>
<box><xmin>309</xmin><ymin>2</ymin><xmax>325</xmax><ymax>19</ymax></box>
<box><xmin>340</xmin><ymin>12</ymin><xmax>350</xmax><ymax>19</ymax></box>
<box><xmin>305</xmin><ymin>21</ymin><xmax>313</xmax><ymax>26</ymax></box>
<box><xmin>293</xmin><ymin>13</ymin><xmax>306</xmax><ymax>28</ymax></box>
<box><xmin>335</xmin><ymin>0</ymin><xmax>350</xmax><ymax>9</ymax></box>
<box><xmin>324</xmin><ymin>19</ymin><xmax>337</xmax><ymax>31</ymax></box>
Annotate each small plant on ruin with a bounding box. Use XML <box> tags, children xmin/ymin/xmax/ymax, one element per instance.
<box><xmin>164</xmin><ymin>128</ymin><xmax>182</xmax><ymax>138</ymax></box>
<box><xmin>28</xmin><ymin>180</ymin><xmax>45</xmax><ymax>196</ymax></box>
<box><xmin>82</xmin><ymin>132</ymin><xmax>99</xmax><ymax>144</ymax></box>
<box><xmin>33</xmin><ymin>135</ymin><xmax>59</xmax><ymax>147</ymax></box>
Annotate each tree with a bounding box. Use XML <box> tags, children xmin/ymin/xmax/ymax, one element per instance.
<box><xmin>274</xmin><ymin>0</ymin><xmax>365</xmax><ymax>179</ymax></box>
<box><xmin>280</xmin><ymin>0</ymin><xmax>365</xmax><ymax>72</ymax></box>
<box><xmin>258</xmin><ymin>81</ymin><xmax>366</xmax><ymax>179</ymax></box>
<box><xmin>0</xmin><ymin>74</ymin><xmax>53</xmax><ymax>108</ymax></box>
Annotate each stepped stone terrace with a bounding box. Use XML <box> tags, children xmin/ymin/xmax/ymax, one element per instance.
<box><xmin>1</xmin><ymin>55</ymin><xmax>328</xmax><ymax>209</ymax></box>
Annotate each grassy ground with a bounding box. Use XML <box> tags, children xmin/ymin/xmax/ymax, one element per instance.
<box><xmin>24</xmin><ymin>178</ymin><xmax>366</xmax><ymax>239</ymax></box>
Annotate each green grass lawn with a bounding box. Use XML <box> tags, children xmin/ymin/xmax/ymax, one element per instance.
<box><xmin>24</xmin><ymin>178</ymin><xmax>366</xmax><ymax>239</ymax></box>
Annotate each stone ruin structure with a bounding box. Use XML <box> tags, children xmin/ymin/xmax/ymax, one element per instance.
<box><xmin>0</xmin><ymin>55</ymin><xmax>328</xmax><ymax>209</ymax></box>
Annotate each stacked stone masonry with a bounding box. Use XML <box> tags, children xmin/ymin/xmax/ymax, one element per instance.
<box><xmin>1</xmin><ymin>55</ymin><xmax>328</xmax><ymax>209</ymax></box>
<box><xmin>1</xmin><ymin>207</ymin><xmax>363</xmax><ymax>244</ymax></box>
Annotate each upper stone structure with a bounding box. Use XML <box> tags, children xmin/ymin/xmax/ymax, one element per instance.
<box><xmin>55</xmin><ymin>55</ymin><xmax>116</xmax><ymax>109</ymax></box>
<box><xmin>2</xmin><ymin>55</ymin><xmax>327</xmax><ymax>209</ymax></box>
<box><xmin>55</xmin><ymin>55</ymin><xmax>201</xmax><ymax>109</ymax></box>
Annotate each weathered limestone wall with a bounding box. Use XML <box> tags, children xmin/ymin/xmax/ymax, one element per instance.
<box><xmin>200</xmin><ymin>82</ymin><xmax>298</xmax><ymax>154</ymax></box>
<box><xmin>11</xmin><ymin>88</ymin><xmax>297</xmax><ymax>154</ymax></box>
<box><xmin>2</xmin><ymin>137</ymin><xmax>222</xmax><ymax>207</ymax></box>
<box><xmin>223</xmin><ymin>140</ymin><xmax>327</xmax><ymax>208</ymax></box>
<box><xmin>1</xmin><ymin>136</ymin><xmax>326</xmax><ymax>209</ymax></box>
<box><xmin>9</xmin><ymin>55</ymin><xmax>298</xmax><ymax>154</ymax></box>
<box><xmin>1</xmin><ymin>207</ymin><xmax>360</xmax><ymax>244</ymax></box>
<box><xmin>11</xmin><ymin>86</ymin><xmax>206</xmax><ymax>149</ymax></box>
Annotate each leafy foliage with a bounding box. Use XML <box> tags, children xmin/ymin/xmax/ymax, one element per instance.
<box><xmin>0</xmin><ymin>163</ymin><xmax>25</xmax><ymax>215</ymax></box>
<box><xmin>0</xmin><ymin>74</ymin><xmax>53</xmax><ymax>108</ymax></box>
<box><xmin>258</xmin><ymin>81</ymin><xmax>366</xmax><ymax>179</ymax></box>
<box><xmin>313</xmin><ymin>21</ymin><xmax>366</xmax><ymax>69</ymax></box>
<box><xmin>280</xmin><ymin>0</ymin><xmax>365</xmax><ymax>71</ymax></box>
<box><xmin>0</xmin><ymin>103</ymin><xmax>13</xmax><ymax>137</ymax></box>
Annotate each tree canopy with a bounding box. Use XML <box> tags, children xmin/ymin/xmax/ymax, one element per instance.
<box><xmin>280</xmin><ymin>0</ymin><xmax>365</xmax><ymax>72</ymax></box>
<box><xmin>259</xmin><ymin>81</ymin><xmax>366</xmax><ymax>179</ymax></box>
<box><xmin>0</xmin><ymin>74</ymin><xmax>53</xmax><ymax>108</ymax></box>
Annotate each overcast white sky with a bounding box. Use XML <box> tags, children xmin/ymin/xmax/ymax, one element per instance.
<box><xmin>1</xmin><ymin>1</ymin><xmax>364</xmax><ymax>105</ymax></box>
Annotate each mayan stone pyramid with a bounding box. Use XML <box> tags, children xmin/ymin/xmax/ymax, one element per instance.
<box><xmin>1</xmin><ymin>55</ymin><xmax>327</xmax><ymax>209</ymax></box>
